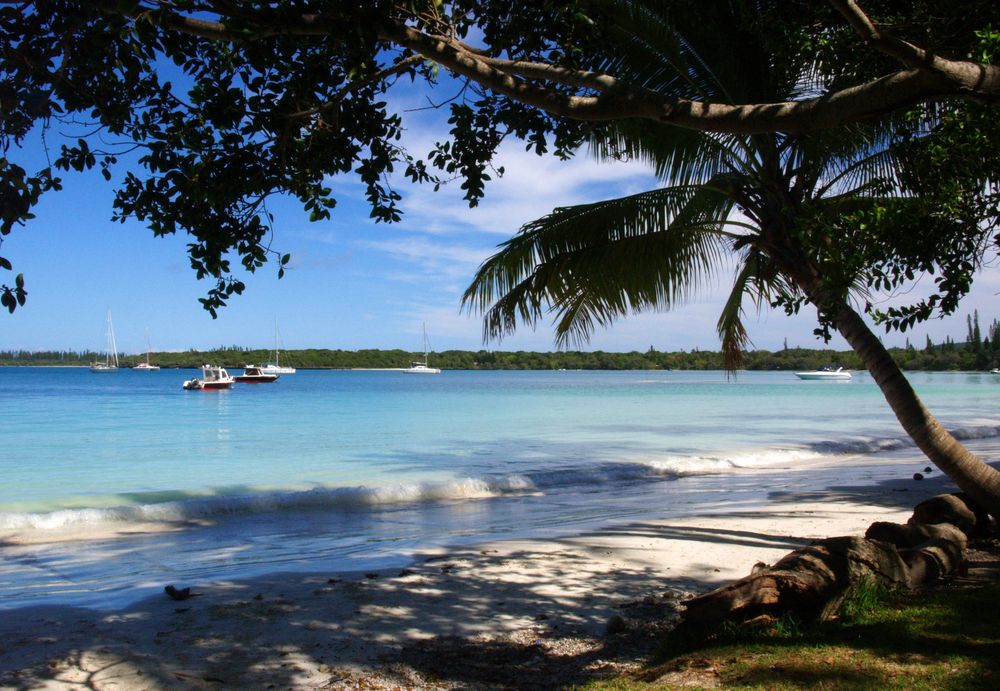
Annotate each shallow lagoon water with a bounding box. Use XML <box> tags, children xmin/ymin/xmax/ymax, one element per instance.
<box><xmin>1</xmin><ymin>367</ymin><xmax>998</xmax><ymax>608</ymax></box>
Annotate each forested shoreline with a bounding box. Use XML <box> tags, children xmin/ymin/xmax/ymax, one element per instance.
<box><xmin>2</xmin><ymin>343</ymin><xmax>996</xmax><ymax>373</ymax></box>
<box><xmin>4</xmin><ymin>312</ymin><xmax>998</xmax><ymax>372</ymax></box>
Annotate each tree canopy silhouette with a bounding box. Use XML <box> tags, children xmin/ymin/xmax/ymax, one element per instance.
<box><xmin>2</xmin><ymin>1</ymin><xmax>1000</xmax><ymax>311</ymax></box>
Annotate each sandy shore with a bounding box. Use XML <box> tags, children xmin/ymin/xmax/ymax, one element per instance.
<box><xmin>0</xmin><ymin>463</ymin><xmax>961</xmax><ymax>690</ymax></box>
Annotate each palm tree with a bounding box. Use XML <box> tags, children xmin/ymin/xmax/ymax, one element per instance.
<box><xmin>462</xmin><ymin>1</ymin><xmax>1000</xmax><ymax>519</ymax></box>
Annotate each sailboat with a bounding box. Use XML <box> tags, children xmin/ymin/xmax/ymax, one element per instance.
<box><xmin>90</xmin><ymin>310</ymin><xmax>120</xmax><ymax>372</ymax></box>
<box><xmin>260</xmin><ymin>322</ymin><xmax>295</xmax><ymax>375</ymax></box>
<box><xmin>133</xmin><ymin>330</ymin><xmax>160</xmax><ymax>371</ymax></box>
<box><xmin>403</xmin><ymin>323</ymin><xmax>441</xmax><ymax>374</ymax></box>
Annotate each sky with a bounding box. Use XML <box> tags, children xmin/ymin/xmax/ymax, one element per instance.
<box><xmin>2</xmin><ymin>77</ymin><xmax>998</xmax><ymax>357</ymax></box>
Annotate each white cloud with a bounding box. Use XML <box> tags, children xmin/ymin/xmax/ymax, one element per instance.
<box><xmin>392</xmin><ymin>138</ymin><xmax>658</xmax><ymax>237</ymax></box>
<box><xmin>361</xmin><ymin>236</ymin><xmax>489</xmax><ymax>283</ymax></box>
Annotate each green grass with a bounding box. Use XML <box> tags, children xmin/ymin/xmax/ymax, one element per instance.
<box><xmin>583</xmin><ymin>583</ymin><xmax>1000</xmax><ymax>690</ymax></box>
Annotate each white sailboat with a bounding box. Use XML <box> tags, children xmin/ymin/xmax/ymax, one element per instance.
<box><xmin>403</xmin><ymin>323</ymin><xmax>441</xmax><ymax>374</ymax></box>
<box><xmin>133</xmin><ymin>329</ymin><xmax>160</xmax><ymax>371</ymax></box>
<box><xmin>90</xmin><ymin>310</ymin><xmax>120</xmax><ymax>372</ymax></box>
<box><xmin>260</xmin><ymin>322</ymin><xmax>295</xmax><ymax>375</ymax></box>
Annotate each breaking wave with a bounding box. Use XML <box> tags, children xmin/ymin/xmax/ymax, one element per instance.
<box><xmin>0</xmin><ymin>475</ymin><xmax>538</xmax><ymax>532</ymax></box>
<box><xmin>5</xmin><ymin>424</ymin><xmax>999</xmax><ymax>534</ymax></box>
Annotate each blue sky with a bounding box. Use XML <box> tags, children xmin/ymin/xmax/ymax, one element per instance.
<box><xmin>2</xmin><ymin>80</ymin><xmax>997</xmax><ymax>356</ymax></box>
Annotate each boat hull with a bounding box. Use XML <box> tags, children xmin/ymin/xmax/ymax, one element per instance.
<box><xmin>235</xmin><ymin>374</ymin><xmax>279</xmax><ymax>383</ymax></box>
<box><xmin>794</xmin><ymin>371</ymin><xmax>852</xmax><ymax>380</ymax></box>
<box><xmin>183</xmin><ymin>380</ymin><xmax>234</xmax><ymax>390</ymax></box>
<box><xmin>261</xmin><ymin>365</ymin><xmax>295</xmax><ymax>375</ymax></box>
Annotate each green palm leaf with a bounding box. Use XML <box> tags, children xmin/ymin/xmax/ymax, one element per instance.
<box><xmin>717</xmin><ymin>249</ymin><xmax>793</xmax><ymax>370</ymax></box>
<box><xmin>463</xmin><ymin>181</ymin><xmax>742</xmax><ymax>346</ymax></box>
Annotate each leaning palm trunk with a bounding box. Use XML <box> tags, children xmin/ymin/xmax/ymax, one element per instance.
<box><xmin>834</xmin><ymin>301</ymin><xmax>1000</xmax><ymax>520</ymax></box>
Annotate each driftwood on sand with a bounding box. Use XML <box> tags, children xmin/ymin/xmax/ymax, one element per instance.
<box><xmin>678</xmin><ymin>492</ymin><xmax>994</xmax><ymax>632</ymax></box>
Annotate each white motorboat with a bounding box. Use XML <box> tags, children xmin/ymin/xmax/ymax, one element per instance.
<box><xmin>235</xmin><ymin>365</ymin><xmax>279</xmax><ymax>383</ymax></box>
<box><xmin>90</xmin><ymin>310</ymin><xmax>119</xmax><ymax>372</ymax></box>
<box><xmin>403</xmin><ymin>323</ymin><xmax>441</xmax><ymax>374</ymax></box>
<box><xmin>795</xmin><ymin>366</ymin><xmax>852</xmax><ymax>381</ymax></box>
<box><xmin>182</xmin><ymin>365</ymin><xmax>235</xmax><ymax>390</ymax></box>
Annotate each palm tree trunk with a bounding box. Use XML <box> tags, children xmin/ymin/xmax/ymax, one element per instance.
<box><xmin>834</xmin><ymin>301</ymin><xmax>1000</xmax><ymax>520</ymax></box>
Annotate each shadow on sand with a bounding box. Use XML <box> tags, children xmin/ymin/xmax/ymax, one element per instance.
<box><xmin>0</xmin><ymin>517</ymin><xmax>840</xmax><ymax>689</ymax></box>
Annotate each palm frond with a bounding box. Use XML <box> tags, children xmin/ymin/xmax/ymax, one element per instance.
<box><xmin>463</xmin><ymin>182</ymin><xmax>744</xmax><ymax>346</ymax></box>
<box><xmin>716</xmin><ymin>249</ymin><xmax>788</xmax><ymax>370</ymax></box>
<box><xmin>589</xmin><ymin>120</ymin><xmax>753</xmax><ymax>186</ymax></box>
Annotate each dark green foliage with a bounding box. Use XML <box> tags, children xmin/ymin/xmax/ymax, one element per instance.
<box><xmin>2</xmin><ymin>1</ymin><xmax>999</xmax><ymax>321</ymax></box>
<box><xmin>462</xmin><ymin>2</ymin><xmax>1000</xmax><ymax>369</ymax></box>
<box><xmin>0</xmin><ymin>1</ymin><xmax>598</xmax><ymax>314</ymax></box>
<box><xmin>4</xmin><ymin>308</ymin><xmax>998</xmax><ymax>370</ymax></box>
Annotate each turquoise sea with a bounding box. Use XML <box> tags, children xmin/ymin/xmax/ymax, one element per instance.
<box><xmin>2</xmin><ymin>367</ymin><xmax>998</xmax><ymax>609</ymax></box>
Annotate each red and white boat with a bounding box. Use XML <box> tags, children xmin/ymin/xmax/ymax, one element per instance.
<box><xmin>235</xmin><ymin>365</ymin><xmax>280</xmax><ymax>383</ymax></box>
<box><xmin>182</xmin><ymin>365</ymin><xmax>235</xmax><ymax>390</ymax></box>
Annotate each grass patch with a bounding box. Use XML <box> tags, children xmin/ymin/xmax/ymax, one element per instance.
<box><xmin>583</xmin><ymin>584</ymin><xmax>1000</xmax><ymax>690</ymax></box>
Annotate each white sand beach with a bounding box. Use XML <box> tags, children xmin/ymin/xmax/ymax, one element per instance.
<box><xmin>0</xmin><ymin>452</ymin><xmax>968</xmax><ymax>690</ymax></box>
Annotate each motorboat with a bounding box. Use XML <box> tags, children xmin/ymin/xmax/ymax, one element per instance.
<box><xmin>90</xmin><ymin>310</ymin><xmax>120</xmax><ymax>372</ymax></box>
<box><xmin>182</xmin><ymin>365</ymin><xmax>235</xmax><ymax>390</ymax></box>
<box><xmin>794</xmin><ymin>366</ymin><xmax>852</xmax><ymax>381</ymax></box>
<box><xmin>235</xmin><ymin>365</ymin><xmax>279</xmax><ymax>383</ymax></box>
<box><xmin>403</xmin><ymin>323</ymin><xmax>441</xmax><ymax>374</ymax></box>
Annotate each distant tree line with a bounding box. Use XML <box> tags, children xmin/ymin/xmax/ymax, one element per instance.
<box><xmin>3</xmin><ymin>313</ymin><xmax>998</xmax><ymax>371</ymax></box>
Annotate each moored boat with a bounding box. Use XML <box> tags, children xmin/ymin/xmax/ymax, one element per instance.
<box><xmin>90</xmin><ymin>310</ymin><xmax>120</xmax><ymax>372</ymax></box>
<box><xmin>262</xmin><ymin>322</ymin><xmax>296</xmax><ymax>374</ymax></box>
<box><xmin>182</xmin><ymin>365</ymin><xmax>235</xmax><ymax>390</ymax></box>
<box><xmin>403</xmin><ymin>323</ymin><xmax>441</xmax><ymax>374</ymax></box>
<box><xmin>133</xmin><ymin>330</ymin><xmax>160</xmax><ymax>370</ymax></box>
<box><xmin>235</xmin><ymin>365</ymin><xmax>280</xmax><ymax>383</ymax></box>
<box><xmin>794</xmin><ymin>366</ymin><xmax>852</xmax><ymax>381</ymax></box>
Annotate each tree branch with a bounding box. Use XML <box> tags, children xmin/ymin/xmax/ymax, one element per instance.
<box><xmin>828</xmin><ymin>0</ymin><xmax>930</xmax><ymax>69</ymax></box>
<box><xmin>383</xmin><ymin>21</ymin><xmax>998</xmax><ymax>134</ymax></box>
<box><xmin>285</xmin><ymin>54</ymin><xmax>424</xmax><ymax>123</ymax></box>
<box><xmin>87</xmin><ymin>1</ymin><xmax>1000</xmax><ymax>134</ymax></box>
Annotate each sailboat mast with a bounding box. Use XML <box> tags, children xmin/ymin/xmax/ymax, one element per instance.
<box><xmin>107</xmin><ymin>310</ymin><xmax>119</xmax><ymax>368</ymax></box>
<box><xmin>274</xmin><ymin>321</ymin><xmax>280</xmax><ymax>367</ymax></box>
<box><xmin>422</xmin><ymin>323</ymin><xmax>430</xmax><ymax>364</ymax></box>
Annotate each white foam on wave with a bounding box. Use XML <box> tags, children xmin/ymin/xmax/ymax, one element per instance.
<box><xmin>7</xmin><ymin>423</ymin><xmax>998</xmax><ymax>535</ymax></box>
<box><xmin>811</xmin><ymin>423</ymin><xmax>1000</xmax><ymax>455</ymax></box>
<box><xmin>0</xmin><ymin>474</ymin><xmax>538</xmax><ymax>533</ymax></box>
<box><xmin>640</xmin><ymin>448</ymin><xmax>825</xmax><ymax>477</ymax></box>
<box><xmin>629</xmin><ymin>422</ymin><xmax>1000</xmax><ymax>479</ymax></box>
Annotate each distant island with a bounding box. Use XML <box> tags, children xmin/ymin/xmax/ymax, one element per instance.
<box><xmin>4</xmin><ymin>310</ymin><xmax>998</xmax><ymax>372</ymax></box>
<box><xmin>2</xmin><ymin>341</ymin><xmax>997</xmax><ymax>372</ymax></box>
